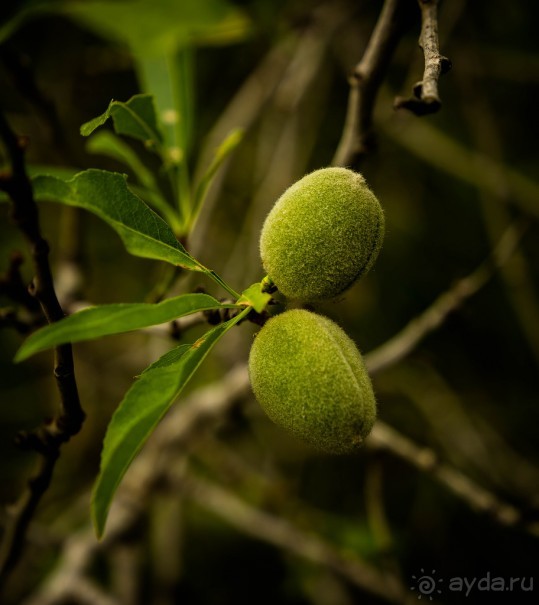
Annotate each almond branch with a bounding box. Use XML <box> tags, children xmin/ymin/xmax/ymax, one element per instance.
<box><xmin>394</xmin><ymin>0</ymin><xmax>451</xmax><ymax>115</ymax></box>
<box><xmin>332</xmin><ymin>0</ymin><xmax>412</xmax><ymax>167</ymax></box>
<box><xmin>0</xmin><ymin>113</ymin><xmax>85</xmax><ymax>584</ymax></box>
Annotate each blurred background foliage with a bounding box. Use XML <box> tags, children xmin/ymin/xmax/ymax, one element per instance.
<box><xmin>1</xmin><ymin>0</ymin><xmax>538</xmax><ymax>604</ymax></box>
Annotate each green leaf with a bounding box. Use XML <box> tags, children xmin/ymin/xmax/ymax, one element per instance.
<box><xmin>27</xmin><ymin>165</ymin><xmax>80</xmax><ymax>181</ymax></box>
<box><xmin>15</xmin><ymin>293</ymin><xmax>239</xmax><ymax>362</ymax></box>
<box><xmin>136</xmin><ymin>50</ymin><xmax>194</xmax><ymax>220</ymax></box>
<box><xmin>140</xmin><ymin>344</ymin><xmax>192</xmax><ymax>373</ymax></box>
<box><xmin>64</xmin><ymin>0</ymin><xmax>251</xmax><ymax>57</ymax></box>
<box><xmin>91</xmin><ymin>305</ymin><xmax>252</xmax><ymax>537</ymax></box>
<box><xmin>1</xmin><ymin>165</ymin><xmax>78</xmax><ymax>202</ymax></box>
<box><xmin>32</xmin><ymin>169</ymin><xmax>201</xmax><ymax>270</ymax></box>
<box><xmin>190</xmin><ymin>128</ymin><xmax>243</xmax><ymax>228</ymax></box>
<box><xmin>127</xmin><ymin>184</ymin><xmax>182</xmax><ymax>232</ymax></box>
<box><xmin>85</xmin><ymin>131</ymin><xmax>181</xmax><ymax>229</ymax></box>
<box><xmin>80</xmin><ymin>94</ymin><xmax>163</xmax><ymax>151</ymax></box>
<box><xmin>136</xmin><ymin>55</ymin><xmax>183</xmax><ymax>164</ymax></box>
<box><xmin>237</xmin><ymin>282</ymin><xmax>272</xmax><ymax>314</ymax></box>
<box><xmin>85</xmin><ymin>130</ymin><xmax>157</xmax><ymax>190</ymax></box>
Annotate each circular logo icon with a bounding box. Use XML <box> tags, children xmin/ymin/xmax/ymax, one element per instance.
<box><xmin>410</xmin><ymin>569</ymin><xmax>443</xmax><ymax>600</ymax></box>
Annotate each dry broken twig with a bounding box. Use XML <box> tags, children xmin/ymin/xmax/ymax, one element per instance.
<box><xmin>394</xmin><ymin>0</ymin><xmax>451</xmax><ymax>114</ymax></box>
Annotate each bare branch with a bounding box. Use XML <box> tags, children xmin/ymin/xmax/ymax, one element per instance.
<box><xmin>21</xmin><ymin>522</ymin><xmax>121</xmax><ymax>605</ymax></box>
<box><xmin>22</xmin><ymin>356</ymin><xmax>539</xmax><ymax>605</ymax></box>
<box><xmin>365</xmin><ymin>220</ymin><xmax>529</xmax><ymax>375</ymax></box>
<box><xmin>368</xmin><ymin>422</ymin><xmax>539</xmax><ymax>538</ymax></box>
<box><xmin>0</xmin><ymin>113</ymin><xmax>85</xmax><ymax>583</ymax></box>
<box><xmin>394</xmin><ymin>0</ymin><xmax>451</xmax><ymax>115</ymax></box>
<box><xmin>332</xmin><ymin>0</ymin><xmax>411</xmax><ymax>167</ymax></box>
<box><xmin>21</xmin><ymin>366</ymin><xmax>251</xmax><ymax>605</ymax></box>
<box><xmin>182</xmin><ymin>474</ymin><xmax>410</xmax><ymax>604</ymax></box>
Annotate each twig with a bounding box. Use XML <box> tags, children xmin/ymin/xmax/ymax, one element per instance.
<box><xmin>365</xmin><ymin>220</ymin><xmax>529</xmax><ymax>375</ymax></box>
<box><xmin>0</xmin><ymin>113</ymin><xmax>85</xmax><ymax>584</ymax></box>
<box><xmin>21</xmin><ymin>366</ymin><xmax>251</xmax><ymax>605</ymax></box>
<box><xmin>22</xmin><ymin>360</ymin><xmax>538</xmax><ymax>604</ymax></box>
<box><xmin>394</xmin><ymin>0</ymin><xmax>451</xmax><ymax>115</ymax></box>
<box><xmin>0</xmin><ymin>309</ymin><xmax>28</xmax><ymax>332</ymax></box>
<box><xmin>332</xmin><ymin>0</ymin><xmax>411</xmax><ymax>167</ymax></box>
<box><xmin>21</xmin><ymin>523</ymin><xmax>122</xmax><ymax>605</ymax></box>
<box><xmin>182</xmin><ymin>474</ymin><xmax>410</xmax><ymax>604</ymax></box>
<box><xmin>368</xmin><ymin>422</ymin><xmax>539</xmax><ymax>537</ymax></box>
<box><xmin>0</xmin><ymin>251</ymin><xmax>41</xmax><ymax>312</ymax></box>
<box><xmin>0</xmin><ymin>252</ymin><xmax>43</xmax><ymax>334</ymax></box>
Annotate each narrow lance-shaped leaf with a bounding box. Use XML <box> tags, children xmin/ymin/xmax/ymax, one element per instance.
<box><xmin>85</xmin><ymin>131</ymin><xmax>181</xmax><ymax>230</ymax></box>
<box><xmin>32</xmin><ymin>169</ymin><xmax>201</xmax><ymax>270</ymax></box>
<box><xmin>136</xmin><ymin>55</ymin><xmax>181</xmax><ymax>161</ymax></box>
<box><xmin>80</xmin><ymin>94</ymin><xmax>163</xmax><ymax>153</ymax></box>
<box><xmin>63</xmin><ymin>0</ymin><xmax>252</xmax><ymax>58</ymax></box>
<box><xmin>190</xmin><ymin>128</ymin><xmax>243</xmax><ymax>228</ymax></box>
<box><xmin>15</xmin><ymin>293</ymin><xmax>240</xmax><ymax>362</ymax></box>
<box><xmin>85</xmin><ymin>130</ymin><xmax>158</xmax><ymax>191</ymax></box>
<box><xmin>91</xmin><ymin>305</ymin><xmax>252</xmax><ymax>537</ymax></box>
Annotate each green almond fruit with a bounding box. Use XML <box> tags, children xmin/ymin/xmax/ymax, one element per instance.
<box><xmin>248</xmin><ymin>309</ymin><xmax>376</xmax><ymax>454</ymax></box>
<box><xmin>260</xmin><ymin>167</ymin><xmax>384</xmax><ymax>302</ymax></box>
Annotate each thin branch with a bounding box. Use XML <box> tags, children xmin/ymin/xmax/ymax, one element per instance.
<box><xmin>0</xmin><ymin>251</ymin><xmax>41</xmax><ymax>312</ymax></box>
<box><xmin>22</xmin><ymin>359</ymin><xmax>539</xmax><ymax>604</ymax></box>
<box><xmin>21</xmin><ymin>522</ymin><xmax>122</xmax><ymax>605</ymax></box>
<box><xmin>394</xmin><ymin>0</ymin><xmax>451</xmax><ymax>115</ymax></box>
<box><xmin>0</xmin><ymin>113</ymin><xmax>85</xmax><ymax>584</ymax></box>
<box><xmin>332</xmin><ymin>0</ymin><xmax>411</xmax><ymax>167</ymax></box>
<box><xmin>365</xmin><ymin>219</ymin><xmax>529</xmax><ymax>375</ymax></box>
<box><xmin>368</xmin><ymin>422</ymin><xmax>539</xmax><ymax>538</ymax></box>
<box><xmin>21</xmin><ymin>366</ymin><xmax>251</xmax><ymax>605</ymax></box>
<box><xmin>0</xmin><ymin>252</ymin><xmax>44</xmax><ymax>334</ymax></box>
<box><xmin>182</xmin><ymin>474</ymin><xmax>410</xmax><ymax>604</ymax></box>
<box><xmin>0</xmin><ymin>307</ymin><xmax>34</xmax><ymax>333</ymax></box>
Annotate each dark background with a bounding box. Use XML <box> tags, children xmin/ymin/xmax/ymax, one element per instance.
<box><xmin>1</xmin><ymin>1</ymin><xmax>538</xmax><ymax>603</ymax></box>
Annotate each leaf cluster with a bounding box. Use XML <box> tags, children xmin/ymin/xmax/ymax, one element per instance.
<box><xmin>11</xmin><ymin>90</ymin><xmax>266</xmax><ymax>536</ymax></box>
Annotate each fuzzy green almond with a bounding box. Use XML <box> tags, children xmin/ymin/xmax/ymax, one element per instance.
<box><xmin>260</xmin><ymin>167</ymin><xmax>384</xmax><ymax>302</ymax></box>
<box><xmin>248</xmin><ymin>309</ymin><xmax>376</xmax><ymax>454</ymax></box>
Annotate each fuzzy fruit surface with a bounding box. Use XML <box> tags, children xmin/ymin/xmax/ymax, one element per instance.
<box><xmin>260</xmin><ymin>167</ymin><xmax>384</xmax><ymax>301</ymax></box>
<box><xmin>248</xmin><ymin>309</ymin><xmax>376</xmax><ymax>454</ymax></box>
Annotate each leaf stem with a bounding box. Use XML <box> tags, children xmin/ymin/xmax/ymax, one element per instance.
<box><xmin>201</xmin><ymin>268</ymin><xmax>241</xmax><ymax>300</ymax></box>
<box><xmin>178</xmin><ymin>162</ymin><xmax>191</xmax><ymax>229</ymax></box>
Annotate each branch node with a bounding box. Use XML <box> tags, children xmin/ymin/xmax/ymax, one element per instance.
<box><xmin>440</xmin><ymin>55</ymin><xmax>452</xmax><ymax>74</ymax></box>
